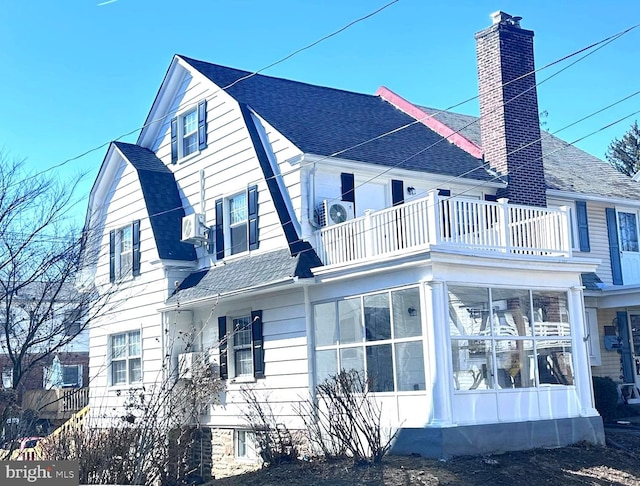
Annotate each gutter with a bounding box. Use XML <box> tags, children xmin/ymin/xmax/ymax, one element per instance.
<box><xmin>547</xmin><ymin>189</ymin><xmax>640</xmax><ymax>208</ymax></box>
<box><xmin>158</xmin><ymin>275</ymin><xmax>306</xmax><ymax>311</ymax></box>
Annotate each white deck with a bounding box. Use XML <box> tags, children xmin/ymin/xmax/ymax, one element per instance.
<box><xmin>316</xmin><ymin>191</ymin><xmax>571</xmax><ymax>266</ymax></box>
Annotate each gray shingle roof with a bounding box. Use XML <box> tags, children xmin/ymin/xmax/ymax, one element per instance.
<box><xmin>581</xmin><ymin>272</ymin><xmax>604</xmax><ymax>291</ymax></box>
<box><xmin>179</xmin><ymin>56</ymin><xmax>493</xmax><ymax>182</ymax></box>
<box><xmin>420</xmin><ymin>107</ymin><xmax>640</xmax><ymax>201</ymax></box>
<box><xmin>113</xmin><ymin>142</ymin><xmax>196</xmax><ymax>261</ymax></box>
<box><xmin>166</xmin><ymin>248</ymin><xmax>319</xmax><ymax>304</ymax></box>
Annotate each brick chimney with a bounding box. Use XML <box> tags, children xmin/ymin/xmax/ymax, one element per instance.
<box><xmin>476</xmin><ymin>11</ymin><xmax>546</xmax><ymax>207</ymax></box>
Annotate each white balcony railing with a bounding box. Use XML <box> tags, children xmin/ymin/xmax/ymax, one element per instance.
<box><xmin>316</xmin><ymin>191</ymin><xmax>571</xmax><ymax>267</ymax></box>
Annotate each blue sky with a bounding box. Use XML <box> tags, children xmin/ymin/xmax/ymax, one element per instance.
<box><xmin>1</xmin><ymin>0</ymin><xmax>638</xmax><ymax>219</ymax></box>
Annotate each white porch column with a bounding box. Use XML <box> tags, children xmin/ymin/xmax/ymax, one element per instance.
<box><xmin>424</xmin><ymin>280</ymin><xmax>453</xmax><ymax>426</ymax></box>
<box><xmin>569</xmin><ymin>286</ymin><xmax>598</xmax><ymax>416</ymax></box>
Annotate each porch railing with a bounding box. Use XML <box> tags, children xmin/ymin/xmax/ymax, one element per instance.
<box><xmin>22</xmin><ymin>387</ymin><xmax>89</xmax><ymax>416</ymax></box>
<box><xmin>316</xmin><ymin>191</ymin><xmax>571</xmax><ymax>266</ymax></box>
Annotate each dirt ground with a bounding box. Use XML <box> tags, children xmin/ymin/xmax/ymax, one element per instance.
<box><xmin>214</xmin><ymin>426</ymin><xmax>640</xmax><ymax>485</ymax></box>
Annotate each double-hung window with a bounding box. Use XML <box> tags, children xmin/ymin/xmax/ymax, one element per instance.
<box><xmin>182</xmin><ymin>110</ymin><xmax>198</xmax><ymax>157</ymax></box>
<box><xmin>170</xmin><ymin>100</ymin><xmax>207</xmax><ymax>163</ymax></box>
<box><xmin>214</xmin><ymin>186</ymin><xmax>259</xmax><ymax>260</ymax></box>
<box><xmin>229</xmin><ymin>192</ymin><xmax>248</xmax><ymax>255</ymax></box>
<box><xmin>218</xmin><ymin>311</ymin><xmax>264</xmax><ymax>380</ymax></box>
<box><xmin>233</xmin><ymin>316</ymin><xmax>253</xmax><ymax>376</ymax></box>
<box><xmin>116</xmin><ymin>225</ymin><xmax>132</xmax><ymax>278</ymax></box>
<box><xmin>110</xmin><ymin>330</ymin><xmax>142</xmax><ymax>386</ymax></box>
<box><xmin>109</xmin><ymin>221</ymin><xmax>140</xmax><ymax>282</ymax></box>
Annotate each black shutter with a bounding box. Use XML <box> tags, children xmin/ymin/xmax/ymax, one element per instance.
<box><xmin>617</xmin><ymin>311</ymin><xmax>634</xmax><ymax>383</ymax></box>
<box><xmin>606</xmin><ymin>208</ymin><xmax>623</xmax><ymax>285</ymax></box>
<box><xmin>170</xmin><ymin>117</ymin><xmax>178</xmax><ymax>164</ymax></box>
<box><xmin>251</xmin><ymin>310</ymin><xmax>264</xmax><ymax>378</ymax></box>
<box><xmin>484</xmin><ymin>194</ymin><xmax>498</xmax><ymax>202</ymax></box>
<box><xmin>215</xmin><ymin>198</ymin><xmax>224</xmax><ymax>260</ymax></box>
<box><xmin>248</xmin><ymin>185</ymin><xmax>259</xmax><ymax>251</ymax></box>
<box><xmin>341</xmin><ymin>172</ymin><xmax>355</xmax><ymax>205</ymax></box>
<box><xmin>197</xmin><ymin>100</ymin><xmax>207</xmax><ymax>150</ymax></box>
<box><xmin>109</xmin><ymin>230</ymin><xmax>116</xmax><ymax>283</ymax></box>
<box><xmin>218</xmin><ymin>316</ymin><xmax>228</xmax><ymax>380</ymax></box>
<box><xmin>575</xmin><ymin>201</ymin><xmax>590</xmax><ymax>252</ymax></box>
<box><xmin>391</xmin><ymin>179</ymin><xmax>404</xmax><ymax>206</ymax></box>
<box><xmin>132</xmin><ymin>220</ymin><xmax>141</xmax><ymax>277</ymax></box>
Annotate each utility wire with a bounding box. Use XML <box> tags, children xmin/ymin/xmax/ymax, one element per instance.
<box><xmin>10</xmin><ymin>0</ymin><xmax>401</xmax><ymax>188</ymax></box>
<box><xmin>82</xmin><ymin>19</ymin><xmax>640</xmax><ymax>233</ymax></box>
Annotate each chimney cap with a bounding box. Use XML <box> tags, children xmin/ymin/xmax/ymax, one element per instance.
<box><xmin>490</xmin><ymin>11</ymin><xmax>522</xmax><ymax>28</ymax></box>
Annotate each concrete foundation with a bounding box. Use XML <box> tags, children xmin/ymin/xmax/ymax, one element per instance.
<box><xmin>389</xmin><ymin>416</ymin><xmax>605</xmax><ymax>459</ymax></box>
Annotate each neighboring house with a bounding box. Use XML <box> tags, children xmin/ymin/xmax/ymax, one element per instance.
<box><xmin>85</xmin><ymin>10</ymin><xmax>638</xmax><ymax>477</ymax></box>
<box><xmin>0</xmin><ymin>284</ymin><xmax>89</xmax><ymax>438</ymax></box>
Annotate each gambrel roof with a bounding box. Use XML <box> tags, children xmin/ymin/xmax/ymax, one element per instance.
<box><xmin>113</xmin><ymin>141</ymin><xmax>196</xmax><ymax>261</ymax></box>
<box><xmin>179</xmin><ymin>56</ymin><xmax>494</xmax><ymax>182</ymax></box>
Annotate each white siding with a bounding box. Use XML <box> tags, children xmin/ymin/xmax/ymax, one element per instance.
<box><xmin>195</xmin><ymin>287</ymin><xmax>310</xmax><ymax>428</ymax></box>
<box><xmin>89</xmin><ymin>158</ymin><xmax>167</xmax><ymax>416</ymax></box>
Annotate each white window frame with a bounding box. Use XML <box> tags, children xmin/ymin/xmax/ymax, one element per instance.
<box><xmin>181</xmin><ymin>109</ymin><xmax>198</xmax><ymax>158</ymax></box>
<box><xmin>235</xmin><ymin>429</ymin><xmax>257</xmax><ymax>460</ymax></box>
<box><xmin>174</xmin><ymin>107</ymin><xmax>201</xmax><ymax>162</ymax></box>
<box><xmin>448</xmin><ymin>285</ymin><xmax>574</xmax><ymax>391</ymax></box>
<box><xmin>2</xmin><ymin>368</ymin><xmax>12</xmax><ymax>389</ymax></box>
<box><xmin>44</xmin><ymin>364</ymin><xmax>83</xmax><ymax>388</ymax></box>
<box><xmin>226</xmin><ymin>191</ymin><xmax>249</xmax><ymax>256</ymax></box>
<box><xmin>313</xmin><ymin>286</ymin><xmax>425</xmax><ymax>393</ymax></box>
<box><xmin>109</xmin><ymin>330</ymin><xmax>142</xmax><ymax>386</ymax></box>
<box><xmin>230</xmin><ymin>314</ymin><xmax>253</xmax><ymax>379</ymax></box>
<box><xmin>115</xmin><ymin>225</ymin><xmax>133</xmax><ymax>279</ymax></box>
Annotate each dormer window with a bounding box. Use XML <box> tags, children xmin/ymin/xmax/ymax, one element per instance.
<box><xmin>170</xmin><ymin>100</ymin><xmax>207</xmax><ymax>163</ymax></box>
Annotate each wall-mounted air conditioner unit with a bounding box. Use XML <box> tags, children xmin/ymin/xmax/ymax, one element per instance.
<box><xmin>181</xmin><ymin>213</ymin><xmax>207</xmax><ymax>243</ymax></box>
<box><xmin>177</xmin><ymin>352</ymin><xmax>204</xmax><ymax>380</ymax></box>
<box><xmin>318</xmin><ymin>200</ymin><xmax>355</xmax><ymax>227</ymax></box>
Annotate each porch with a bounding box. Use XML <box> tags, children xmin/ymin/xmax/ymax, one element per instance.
<box><xmin>22</xmin><ymin>387</ymin><xmax>89</xmax><ymax>420</ymax></box>
<box><xmin>316</xmin><ymin>191</ymin><xmax>571</xmax><ymax>266</ymax></box>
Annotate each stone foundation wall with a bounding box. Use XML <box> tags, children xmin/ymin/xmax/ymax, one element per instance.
<box><xmin>211</xmin><ymin>429</ymin><xmax>262</xmax><ymax>479</ymax></box>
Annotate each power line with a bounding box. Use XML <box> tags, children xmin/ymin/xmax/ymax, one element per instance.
<box><xmin>85</xmin><ymin>19</ymin><xmax>640</xmax><ymax>235</ymax></box>
<box><xmin>11</xmin><ymin>0</ymin><xmax>401</xmax><ymax>188</ymax></box>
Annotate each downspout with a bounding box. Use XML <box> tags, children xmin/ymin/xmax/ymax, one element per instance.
<box><xmin>308</xmin><ymin>160</ymin><xmax>321</xmax><ymax>229</ymax></box>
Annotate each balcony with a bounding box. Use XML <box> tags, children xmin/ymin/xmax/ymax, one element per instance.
<box><xmin>21</xmin><ymin>388</ymin><xmax>89</xmax><ymax>420</ymax></box>
<box><xmin>316</xmin><ymin>191</ymin><xmax>571</xmax><ymax>267</ymax></box>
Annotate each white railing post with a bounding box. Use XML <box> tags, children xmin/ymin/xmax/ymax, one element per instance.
<box><xmin>426</xmin><ymin>190</ymin><xmax>439</xmax><ymax>246</ymax></box>
<box><xmin>364</xmin><ymin>209</ymin><xmax>373</xmax><ymax>257</ymax></box>
<box><xmin>559</xmin><ymin>205</ymin><xmax>572</xmax><ymax>257</ymax></box>
<box><xmin>316</xmin><ymin>231</ymin><xmax>326</xmax><ymax>264</ymax></box>
<box><xmin>498</xmin><ymin>198</ymin><xmax>510</xmax><ymax>253</ymax></box>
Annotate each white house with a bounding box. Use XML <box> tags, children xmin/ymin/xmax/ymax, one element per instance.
<box><xmin>84</xmin><ymin>11</ymin><xmax>640</xmax><ymax>477</ymax></box>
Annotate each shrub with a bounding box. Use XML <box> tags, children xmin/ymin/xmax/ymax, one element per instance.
<box><xmin>298</xmin><ymin>370</ymin><xmax>397</xmax><ymax>464</ymax></box>
<box><xmin>593</xmin><ymin>376</ymin><xmax>619</xmax><ymax>422</ymax></box>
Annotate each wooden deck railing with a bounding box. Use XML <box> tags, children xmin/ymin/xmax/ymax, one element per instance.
<box><xmin>22</xmin><ymin>387</ymin><xmax>89</xmax><ymax>416</ymax></box>
<box><xmin>316</xmin><ymin>191</ymin><xmax>571</xmax><ymax>266</ymax></box>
